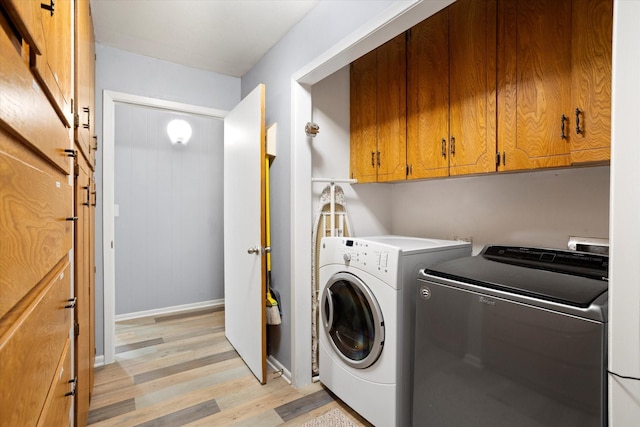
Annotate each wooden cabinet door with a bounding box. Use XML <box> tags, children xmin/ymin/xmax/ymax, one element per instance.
<box><xmin>89</xmin><ymin>175</ymin><xmax>96</xmax><ymax>393</ymax></box>
<box><xmin>30</xmin><ymin>0</ymin><xmax>72</xmax><ymax>128</ymax></box>
<box><xmin>350</xmin><ymin>50</ymin><xmax>378</xmax><ymax>183</ymax></box>
<box><xmin>448</xmin><ymin>0</ymin><xmax>496</xmax><ymax>176</ymax></box>
<box><xmin>0</xmin><ymin>260</ymin><xmax>71</xmax><ymax>427</ymax></box>
<box><xmin>570</xmin><ymin>0</ymin><xmax>612</xmax><ymax>164</ymax></box>
<box><xmin>498</xmin><ymin>0</ymin><xmax>572</xmax><ymax>171</ymax></box>
<box><xmin>376</xmin><ymin>34</ymin><xmax>407</xmax><ymax>182</ymax></box>
<box><xmin>74</xmin><ymin>154</ymin><xmax>92</xmax><ymax>427</ymax></box>
<box><xmin>407</xmin><ymin>8</ymin><xmax>450</xmax><ymax>179</ymax></box>
<box><xmin>75</xmin><ymin>0</ymin><xmax>95</xmax><ymax>165</ymax></box>
<box><xmin>37</xmin><ymin>339</ymin><xmax>73</xmax><ymax>427</ymax></box>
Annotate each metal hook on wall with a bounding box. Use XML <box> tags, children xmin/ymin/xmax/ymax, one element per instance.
<box><xmin>305</xmin><ymin>122</ymin><xmax>319</xmax><ymax>137</ymax></box>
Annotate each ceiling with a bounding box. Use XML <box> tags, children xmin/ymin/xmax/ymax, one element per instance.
<box><xmin>90</xmin><ymin>0</ymin><xmax>319</xmax><ymax>77</ymax></box>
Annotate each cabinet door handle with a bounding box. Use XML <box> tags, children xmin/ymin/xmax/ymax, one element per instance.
<box><xmin>441</xmin><ymin>138</ymin><xmax>446</xmax><ymax>158</ymax></box>
<box><xmin>65</xmin><ymin>297</ymin><xmax>77</xmax><ymax>309</ymax></box>
<box><xmin>575</xmin><ymin>108</ymin><xmax>583</xmax><ymax>135</ymax></box>
<box><xmin>450</xmin><ymin>136</ymin><xmax>455</xmax><ymax>155</ymax></box>
<box><xmin>83</xmin><ymin>107</ymin><xmax>90</xmax><ymax>130</ymax></box>
<box><xmin>371</xmin><ymin>151</ymin><xmax>375</xmax><ymax>167</ymax></box>
<box><xmin>65</xmin><ymin>377</ymin><xmax>77</xmax><ymax>397</ymax></box>
<box><xmin>41</xmin><ymin>0</ymin><xmax>55</xmax><ymax>16</ymax></box>
<box><xmin>561</xmin><ymin>114</ymin><xmax>568</xmax><ymax>139</ymax></box>
<box><xmin>82</xmin><ymin>186</ymin><xmax>90</xmax><ymax>206</ymax></box>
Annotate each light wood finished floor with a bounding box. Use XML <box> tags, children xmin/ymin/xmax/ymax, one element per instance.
<box><xmin>88</xmin><ymin>307</ymin><xmax>372</xmax><ymax>426</ymax></box>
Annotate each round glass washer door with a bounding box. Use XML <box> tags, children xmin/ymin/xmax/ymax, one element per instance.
<box><xmin>321</xmin><ymin>271</ymin><xmax>385</xmax><ymax>369</ymax></box>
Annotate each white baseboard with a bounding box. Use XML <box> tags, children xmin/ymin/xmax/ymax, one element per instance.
<box><xmin>94</xmin><ymin>355</ymin><xmax>105</xmax><ymax>368</ymax></box>
<box><xmin>114</xmin><ymin>299</ymin><xmax>224</xmax><ymax>322</ymax></box>
<box><xmin>267</xmin><ymin>355</ymin><xmax>292</xmax><ymax>385</ymax></box>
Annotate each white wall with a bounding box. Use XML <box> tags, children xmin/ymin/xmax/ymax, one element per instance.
<box><xmin>392</xmin><ymin>167</ymin><xmax>610</xmax><ymax>254</ymax></box>
<box><xmin>113</xmin><ymin>104</ymin><xmax>224</xmax><ymax>315</ymax></box>
<box><xmin>95</xmin><ymin>44</ymin><xmax>240</xmax><ymax>356</ymax></box>
<box><xmin>609</xmin><ymin>0</ymin><xmax>640</xmax><ymax>423</ymax></box>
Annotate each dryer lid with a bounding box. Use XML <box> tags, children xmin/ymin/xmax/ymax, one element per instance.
<box><xmin>424</xmin><ymin>245</ymin><xmax>608</xmax><ymax>308</ymax></box>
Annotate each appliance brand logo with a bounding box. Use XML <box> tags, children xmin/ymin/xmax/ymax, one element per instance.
<box><xmin>419</xmin><ymin>286</ymin><xmax>431</xmax><ymax>300</ymax></box>
<box><xmin>479</xmin><ymin>296</ymin><xmax>496</xmax><ymax>306</ymax></box>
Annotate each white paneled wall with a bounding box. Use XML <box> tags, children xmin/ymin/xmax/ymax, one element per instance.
<box><xmin>114</xmin><ymin>103</ymin><xmax>224</xmax><ymax>315</ymax></box>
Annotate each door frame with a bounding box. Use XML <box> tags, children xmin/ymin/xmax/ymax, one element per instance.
<box><xmin>288</xmin><ymin>0</ymin><xmax>454</xmax><ymax>387</ymax></box>
<box><xmin>101</xmin><ymin>90</ymin><xmax>227</xmax><ymax>364</ymax></box>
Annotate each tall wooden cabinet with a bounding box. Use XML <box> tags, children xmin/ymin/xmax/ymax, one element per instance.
<box><xmin>350</xmin><ymin>34</ymin><xmax>407</xmax><ymax>183</ymax></box>
<box><xmin>74</xmin><ymin>0</ymin><xmax>97</xmax><ymax>425</ymax></box>
<box><xmin>1</xmin><ymin>0</ymin><xmax>96</xmax><ymax>425</ymax></box>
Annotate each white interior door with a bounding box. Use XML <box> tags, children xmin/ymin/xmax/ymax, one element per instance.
<box><xmin>223</xmin><ymin>84</ymin><xmax>266</xmax><ymax>384</ymax></box>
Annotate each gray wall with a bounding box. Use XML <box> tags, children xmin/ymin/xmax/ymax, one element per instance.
<box><xmin>114</xmin><ymin>104</ymin><xmax>223</xmax><ymax>315</ymax></box>
<box><xmin>95</xmin><ymin>44</ymin><xmax>240</xmax><ymax>356</ymax></box>
<box><xmin>242</xmin><ymin>0</ymin><xmax>396</xmax><ymax>372</ymax></box>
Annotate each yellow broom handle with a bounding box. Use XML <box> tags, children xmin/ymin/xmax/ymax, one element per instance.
<box><xmin>265</xmin><ymin>157</ymin><xmax>271</xmax><ymax>272</ymax></box>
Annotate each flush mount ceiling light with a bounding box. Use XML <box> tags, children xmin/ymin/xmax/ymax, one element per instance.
<box><xmin>167</xmin><ymin>119</ymin><xmax>192</xmax><ymax>144</ymax></box>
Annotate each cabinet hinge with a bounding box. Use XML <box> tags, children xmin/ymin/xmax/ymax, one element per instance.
<box><xmin>74</xmin><ymin>113</ymin><xmax>79</xmax><ymax>129</ymax></box>
<box><xmin>495</xmin><ymin>152</ymin><xmax>500</xmax><ymax>166</ymax></box>
<box><xmin>74</xmin><ymin>322</ymin><xmax>80</xmax><ymax>337</ymax></box>
<box><xmin>74</xmin><ymin>163</ymin><xmax>80</xmax><ymax>177</ymax></box>
<box><xmin>406</xmin><ymin>165</ymin><xmax>410</xmax><ymax>176</ymax></box>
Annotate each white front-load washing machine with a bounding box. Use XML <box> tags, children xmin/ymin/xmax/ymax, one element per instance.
<box><xmin>318</xmin><ymin>236</ymin><xmax>471</xmax><ymax>427</ymax></box>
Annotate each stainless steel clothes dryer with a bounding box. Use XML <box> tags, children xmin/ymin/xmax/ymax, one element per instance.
<box><xmin>319</xmin><ymin>236</ymin><xmax>471</xmax><ymax>426</ymax></box>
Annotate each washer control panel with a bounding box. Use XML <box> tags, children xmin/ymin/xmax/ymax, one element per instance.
<box><xmin>320</xmin><ymin>237</ymin><xmax>401</xmax><ymax>282</ymax></box>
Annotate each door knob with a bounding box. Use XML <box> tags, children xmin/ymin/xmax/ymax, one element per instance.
<box><xmin>247</xmin><ymin>246</ymin><xmax>270</xmax><ymax>255</ymax></box>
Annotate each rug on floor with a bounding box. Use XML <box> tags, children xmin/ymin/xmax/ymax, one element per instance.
<box><xmin>302</xmin><ymin>408</ymin><xmax>357</xmax><ymax>427</ymax></box>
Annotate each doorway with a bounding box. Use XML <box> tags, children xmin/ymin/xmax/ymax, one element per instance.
<box><xmin>113</xmin><ymin>103</ymin><xmax>223</xmax><ymax>317</ymax></box>
<box><xmin>102</xmin><ymin>91</ymin><xmax>228</xmax><ymax>363</ymax></box>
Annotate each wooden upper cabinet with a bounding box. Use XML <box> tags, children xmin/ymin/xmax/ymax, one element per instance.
<box><xmin>498</xmin><ymin>0</ymin><xmax>572</xmax><ymax>171</ymax></box>
<box><xmin>354</xmin><ymin>0</ymin><xmax>611</xmax><ymax>183</ymax></box>
<box><xmin>377</xmin><ymin>34</ymin><xmax>407</xmax><ymax>182</ymax></box>
<box><xmin>75</xmin><ymin>0</ymin><xmax>96</xmax><ymax>167</ymax></box>
<box><xmin>498</xmin><ymin>0</ymin><xmax>612</xmax><ymax>171</ymax></box>
<box><xmin>350</xmin><ymin>34</ymin><xmax>407</xmax><ymax>183</ymax></box>
<box><xmin>407</xmin><ymin>0</ymin><xmax>496</xmax><ymax>179</ymax></box>
<box><xmin>448</xmin><ymin>0</ymin><xmax>496</xmax><ymax>176</ymax></box>
<box><xmin>407</xmin><ymin>8</ymin><xmax>450</xmax><ymax>179</ymax></box>
<box><xmin>570</xmin><ymin>0</ymin><xmax>612</xmax><ymax>164</ymax></box>
<box><xmin>350</xmin><ymin>50</ymin><xmax>378</xmax><ymax>183</ymax></box>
